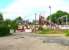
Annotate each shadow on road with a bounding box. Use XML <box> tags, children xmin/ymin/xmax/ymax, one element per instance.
<box><xmin>38</xmin><ymin>36</ymin><xmax>69</xmax><ymax>46</ymax></box>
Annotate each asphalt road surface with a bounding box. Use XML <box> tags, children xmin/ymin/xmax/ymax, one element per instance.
<box><xmin>14</xmin><ymin>32</ymin><xmax>69</xmax><ymax>46</ymax></box>
<box><xmin>0</xmin><ymin>32</ymin><xmax>69</xmax><ymax>50</ymax></box>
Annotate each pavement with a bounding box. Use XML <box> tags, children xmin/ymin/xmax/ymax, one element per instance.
<box><xmin>0</xmin><ymin>32</ymin><xmax>69</xmax><ymax>50</ymax></box>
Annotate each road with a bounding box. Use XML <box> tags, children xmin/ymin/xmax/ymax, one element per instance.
<box><xmin>0</xmin><ymin>32</ymin><xmax>69</xmax><ymax>50</ymax></box>
<box><xmin>14</xmin><ymin>32</ymin><xmax>69</xmax><ymax>46</ymax></box>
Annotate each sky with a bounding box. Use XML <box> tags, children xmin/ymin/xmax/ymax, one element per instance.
<box><xmin>0</xmin><ymin>0</ymin><xmax>69</xmax><ymax>21</ymax></box>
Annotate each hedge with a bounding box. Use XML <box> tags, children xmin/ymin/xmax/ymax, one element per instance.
<box><xmin>0</xmin><ymin>24</ymin><xmax>10</xmax><ymax>36</ymax></box>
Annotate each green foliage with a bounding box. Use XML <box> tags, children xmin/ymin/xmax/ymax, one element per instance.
<box><xmin>47</xmin><ymin>10</ymin><xmax>69</xmax><ymax>24</ymax></box>
<box><xmin>38</xmin><ymin>26</ymin><xmax>43</xmax><ymax>31</ymax></box>
<box><xmin>64</xmin><ymin>30</ymin><xmax>69</xmax><ymax>36</ymax></box>
<box><xmin>0</xmin><ymin>13</ymin><xmax>11</xmax><ymax>37</ymax></box>
<box><xmin>16</xmin><ymin>16</ymin><xmax>22</xmax><ymax>20</ymax></box>
<box><xmin>15</xmin><ymin>16</ymin><xmax>23</xmax><ymax>24</ymax></box>
<box><xmin>5</xmin><ymin>19</ymin><xmax>11</xmax><ymax>25</ymax></box>
<box><xmin>39</xmin><ymin>29</ymin><xmax>51</xmax><ymax>34</ymax></box>
<box><xmin>4</xmin><ymin>19</ymin><xmax>18</xmax><ymax>32</ymax></box>
<box><xmin>0</xmin><ymin>13</ymin><xmax>3</xmax><ymax>23</ymax></box>
<box><xmin>0</xmin><ymin>13</ymin><xmax>3</xmax><ymax>21</ymax></box>
<box><xmin>10</xmin><ymin>21</ymin><xmax>18</xmax><ymax>30</ymax></box>
<box><xmin>32</xmin><ymin>20</ymin><xmax>36</xmax><ymax>25</ymax></box>
<box><xmin>0</xmin><ymin>24</ymin><xmax>10</xmax><ymax>37</ymax></box>
<box><xmin>38</xmin><ymin>28</ymin><xmax>64</xmax><ymax>34</ymax></box>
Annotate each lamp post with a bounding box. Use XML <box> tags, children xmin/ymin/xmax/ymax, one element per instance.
<box><xmin>49</xmin><ymin>5</ymin><xmax>51</xmax><ymax>16</ymax></box>
<box><xmin>49</xmin><ymin>5</ymin><xmax>51</xmax><ymax>27</ymax></box>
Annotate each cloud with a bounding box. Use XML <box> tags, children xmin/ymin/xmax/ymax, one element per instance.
<box><xmin>1</xmin><ymin>0</ymin><xmax>69</xmax><ymax>21</ymax></box>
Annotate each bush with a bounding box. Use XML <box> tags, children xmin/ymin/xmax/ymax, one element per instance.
<box><xmin>38</xmin><ymin>28</ymin><xmax>56</xmax><ymax>34</ymax></box>
<box><xmin>39</xmin><ymin>29</ymin><xmax>50</xmax><ymax>34</ymax></box>
<box><xmin>0</xmin><ymin>24</ymin><xmax>11</xmax><ymax>36</ymax></box>
<box><xmin>10</xmin><ymin>21</ymin><xmax>18</xmax><ymax>32</ymax></box>
<box><xmin>64</xmin><ymin>30</ymin><xmax>69</xmax><ymax>36</ymax></box>
<box><xmin>38</xmin><ymin>26</ymin><xmax>43</xmax><ymax>31</ymax></box>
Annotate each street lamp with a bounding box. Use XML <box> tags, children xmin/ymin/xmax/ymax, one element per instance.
<box><xmin>49</xmin><ymin>5</ymin><xmax>51</xmax><ymax>15</ymax></box>
<box><xmin>49</xmin><ymin>5</ymin><xmax>51</xmax><ymax>27</ymax></box>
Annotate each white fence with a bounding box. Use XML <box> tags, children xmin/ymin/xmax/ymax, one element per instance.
<box><xmin>59</xmin><ymin>25</ymin><xmax>69</xmax><ymax>29</ymax></box>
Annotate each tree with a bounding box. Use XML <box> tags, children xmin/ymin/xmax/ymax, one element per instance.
<box><xmin>0</xmin><ymin>13</ymin><xmax>11</xmax><ymax>36</ymax></box>
<box><xmin>31</xmin><ymin>20</ymin><xmax>35</xmax><ymax>25</ymax></box>
<box><xmin>47</xmin><ymin>10</ymin><xmax>69</xmax><ymax>24</ymax></box>
<box><xmin>4</xmin><ymin>19</ymin><xmax>18</xmax><ymax>32</ymax></box>
<box><xmin>15</xmin><ymin>16</ymin><xmax>23</xmax><ymax>24</ymax></box>
<box><xmin>10</xmin><ymin>20</ymin><xmax>18</xmax><ymax>32</ymax></box>
<box><xmin>5</xmin><ymin>19</ymin><xmax>11</xmax><ymax>25</ymax></box>
<box><xmin>0</xmin><ymin>13</ymin><xmax>3</xmax><ymax>23</ymax></box>
<box><xmin>0</xmin><ymin>13</ymin><xmax>3</xmax><ymax>20</ymax></box>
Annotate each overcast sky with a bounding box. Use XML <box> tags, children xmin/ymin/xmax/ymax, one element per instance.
<box><xmin>0</xmin><ymin>0</ymin><xmax>69</xmax><ymax>21</ymax></box>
